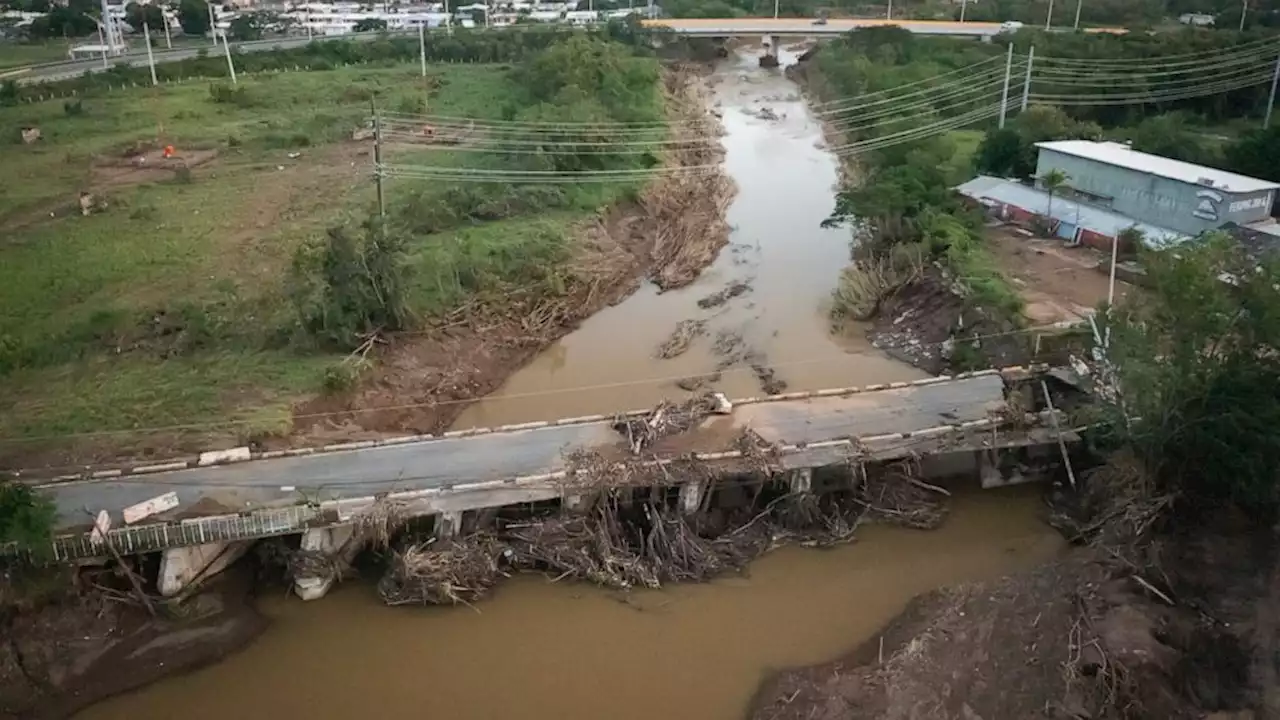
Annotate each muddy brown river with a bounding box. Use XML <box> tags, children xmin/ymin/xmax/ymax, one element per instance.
<box><xmin>78</xmin><ymin>50</ymin><xmax>1061</xmax><ymax>720</ymax></box>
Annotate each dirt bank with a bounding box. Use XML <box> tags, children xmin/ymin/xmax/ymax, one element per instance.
<box><xmin>288</xmin><ymin>64</ymin><xmax>732</xmax><ymax>442</ymax></box>
<box><xmin>859</xmin><ymin>270</ymin><xmax>1028</xmax><ymax>375</ymax></box>
<box><xmin>0</xmin><ymin>565</ymin><xmax>264</xmax><ymax>719</ymax></box>
<box><xmin>751</xmin><ymin>516</ymin><xmax>1280</xmax><ymax>720</ymax></box>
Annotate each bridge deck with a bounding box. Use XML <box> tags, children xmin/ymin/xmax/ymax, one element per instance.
<box><xmin>45</xmin><ymin>374</ymin><xmax>1007</xmax><ymax>528</ymax></box>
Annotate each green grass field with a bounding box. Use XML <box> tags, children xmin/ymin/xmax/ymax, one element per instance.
<box><xmin>0</xmin><ymin>40</ymin><xmax>75</xmax><ymax>70</ymax></box>
<box><xmin>0</xmin><ymin>62</ymin><xmax>607</xmax><ymax>456</ymax></box>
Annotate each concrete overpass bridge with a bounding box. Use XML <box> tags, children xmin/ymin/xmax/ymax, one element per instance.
<box><xmin>10</xmin><ymin>18</ymin><xmax>1124</xmax><ymax>85</ymax></box>
<box><xmin>11</xmin><ymin>365</ymin><xmax>1083</xmax><ymax>598</ymax></box>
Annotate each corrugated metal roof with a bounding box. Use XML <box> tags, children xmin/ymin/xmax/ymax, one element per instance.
<box><xmin>955</xmin><ymin>175</ymin><xmax>1189</xmax><ymax>246</ymax></box>
<box><xmin>1035</xmin><ymin>140</ymin><xmax>1280</xmax><ymax>194</ymax></box>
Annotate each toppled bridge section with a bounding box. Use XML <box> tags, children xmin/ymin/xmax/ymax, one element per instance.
<box><xmin>24</xmin><ymin>367</ymin><xmax>1079</xmax><ymax>595</ymax></box>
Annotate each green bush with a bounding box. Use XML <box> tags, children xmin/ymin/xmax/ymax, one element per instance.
<box><xmin>0</xmin><ymin>482</ymin><xmax>56</xmax><ymax>556</ymax></box>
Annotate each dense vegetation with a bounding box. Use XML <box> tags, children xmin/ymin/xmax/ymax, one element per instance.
<box><xmin>805</xmin><ymin>26</ymin><xmax>1280</xmax><ymax>366</ymax></box>
<box><xmin>1102</xmin><ymin>235</ymin><xmax>1280</xmax><ymax>516</ymax></box>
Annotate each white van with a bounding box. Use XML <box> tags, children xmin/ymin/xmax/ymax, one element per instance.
<box><xmin>999</xmin><ymin>20</ymin><xmax>1024</xmax><ymax>33</ymax></box>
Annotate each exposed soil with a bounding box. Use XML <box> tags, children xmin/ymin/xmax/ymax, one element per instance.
<box><xmin>751</xmin><ymin>515</ymin><xmax>1280</xmax><ymax>720</ymax></box>
<box><xmin>0</xmin><ymin>566</ymin><xmax>265</xmax><ymax>720</ymax></box>
<box><xmin>986</xmin><ymin>227</ymin><xmax>1138</xmax><ymax>326</ymax></box>
<box><xmin>288</xmin><ymin>65</ymin><xmax>732</xmax><ymax>442</ymax></box>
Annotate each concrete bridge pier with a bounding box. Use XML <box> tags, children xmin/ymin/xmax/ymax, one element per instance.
<box><xmin>436</xmin><ymin>510</ymin><xmax>463</xmax><ymax>539</ymax></box>
<box><xmin>759</xmin><ymin>33</ymin><xmax>781</xmax><ymax>67</ymax></box>
<box><xmin>293</xmin><ymin>524</ymin><xmax>357</xmax><ymax>601</ymax></box>
<box><xmin>679</xmin><ymin>481</ymin><xmax>708</xmax><ymax>514</ymax></box>
<box><xmin>789</xmin><ymin>468</ymin><xmax>813</xmax><ymax>495</ymax></box>
<box><xmin>159</xmin><ymin>540</ymin><xmax>252</xmax><ymax>597</ymax></box>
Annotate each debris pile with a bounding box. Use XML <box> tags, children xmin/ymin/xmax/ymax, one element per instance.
<box><xmin>378</xmin><ymin>537</ymin><xmax>509</xmax><ymax>606</ymax></box>
<box><xmin>856</xmin><ymin>458</ymin><xmax>951</xmax><ymax>530</ymax></box>
<box><xmin>610</xmin><ymin>393</ymin><xmax>725</xmax><ymax>454</ymax></box>
<box><xmin>376</xmin><ymin>484</ymin><xmax>868</xmax><ymax>605</ymax></box>
<box><xmin>655</xmin><ymin>319</ymin><xmax>707</xmax><ymax>359</ymax></box>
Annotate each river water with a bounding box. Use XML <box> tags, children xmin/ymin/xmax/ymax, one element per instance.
<box><xmin>452</xmin><ymin>47</ymin><xmax>924</xmax><ymax>430</ymax></box>
<box><xmin>78</xmin><ymin>50</ymin><xmax>1061</xmax><ymax>720</ymax></box>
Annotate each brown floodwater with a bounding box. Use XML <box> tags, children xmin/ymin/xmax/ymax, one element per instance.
<box><xmin>80</xmin><ymin>485</ymin><xmax>1061</xmax><ymax>720</ymax></box>
<box><xmin>452</xmin><ymin>48</ymin><xmax>924</xmax><ymax>430</ymax></box>
<box><xmin>77</xmin><ymin>50</ymin><xmax>1061</xmax><ymax>720</ymax></box>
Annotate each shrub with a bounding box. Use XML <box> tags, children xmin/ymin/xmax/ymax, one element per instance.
<box><xmin>0</xmin><ymin>482</ymin><xmax>56</xmax><ymax>556</ymax></box>
<box><xmin>62</xmin><ymin>99</ymin><xmax>85</xmax><ymax>117</ymax></box>
<box><xmin>289</xmin><ymin>219</ymin><xmax>410</xmax><ymax>350</ymax></box>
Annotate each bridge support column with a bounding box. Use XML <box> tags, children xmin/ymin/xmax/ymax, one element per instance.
<box><xmin>159</xmin><ymin>540</ymin><xmax>252</xmax><ymax>597</ymax></box>
<box><xmin>293</xmin><ymin>525</ymin><xmax>357</xmax><ymax>601</ymax></box>
<box><xmin>789</xmin><ymin>468</ymin><xmax>813</xmax><ymax>495</ymax></box>
<box><xmin>436</xmin><ymin>510</ymin><xmax>463</xmax><ymax>539</ymax></box>
<box><xmin>759</xmin><ymin>33</ymin><xmax>781</xmax><ymax>67</ymax></box>
<box><xmin>679</xmin><ymin>481</ymin><xmax>707</xmax><ymax>514</ymax></box>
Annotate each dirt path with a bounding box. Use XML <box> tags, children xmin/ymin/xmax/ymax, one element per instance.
<box><xmin>985</xmin><ymin>227</ymin><xmax>1136</xmax><ymax>325</ymax></box>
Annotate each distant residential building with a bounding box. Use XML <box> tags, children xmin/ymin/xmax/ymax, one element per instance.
<box><xmin>1035</xmin><ymin>140</ymin><xmax>1279</xmax><ymax>237</ymax></box>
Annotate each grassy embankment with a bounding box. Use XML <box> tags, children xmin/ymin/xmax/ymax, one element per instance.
<box><xmin>0</xmin><ymin>33</ymin><xmax>666</xmax><ymax>465</ymax></box>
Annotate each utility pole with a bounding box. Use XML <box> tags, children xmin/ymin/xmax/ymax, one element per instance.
<box><xmin>1266</xmin><ymin>52</ymin><xmax>1280</xmax><ymax>128</ymax></box>
<box><xmin>998</xmin><ymin>42</ymin><xmax>1013</xmax><ymax>129</ymax></box>
<box><xmin>1073</xmin><ymin>0</ymin><xmax>1082</xmax><ymax>29</ymax></box>
<box><xmin>887</xmin><ymin>0</ymin><xmax>892</xmax><ymax>20</ymax></box>
<box><xmin>143</xmin><ymin>20</ymin><xmax>158</xmax><ymax>85</ymax></box>
<box><xmin>96</xmin><ymin>21</ymin><xmax>108</xmax><ymax>68</ymax></box>
<box><xmin>773</xmin><ymin>0</ymin><xmax>778</xmax><ymax>19</ymax></box>
<box><xmin>1045</xmin><ymin>0</ymin><xmax>1054</xmax><ymax>29</ymax></box>
<box><xmin>208</xmin><ymin>1</ymin><xmax>218</xmax><ymax>46</ymax></box>
<box><xmin>99</xmin><ymin>0</ymin><xmax>116</xmax><ymax>54</ymax></box>
<box><xmin>163</xmin><ymin>11</ymin><xmax>172</xmax><ymax>48</ymax></box>
<box><xmin>221</xmin><ymin>30</ymin><xmax>237</xmax><ymax>84</ymax></box>
<box><xmin>1021</xmin><ymin>45</ymin><xmax>1034</xmax><ymax>111</ymax></box>
<box><xmin>372</xmin><ymin>98</ymin><xmax>386</xmax><ymax>218</ymax></box>
<box><xmin>418</xmin><ymin>22</ymin><xmax>426</xmax><ymax>76</ymax></box>
<box><xmin>960</xmin><ymin>0</ymin><xmax>967</xmax><ymax>22</ymax></box>
<box><xmin>1240</xmin><ymin>0</ymin><xmax>1247</xmax><ymax>31</ymax></box>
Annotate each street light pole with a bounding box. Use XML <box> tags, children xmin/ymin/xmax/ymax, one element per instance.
<box><xmin>1240</xmin><ymin>0</ymin><xmax>1247</xmax><ymax>31</ymax></box>
<box><xmin>1073</xmin><ymin>0</ymin><xmax>1082</xmax><ymax>29</ymax></box>
<box><xmin>887</xmin><ymin>0</ymin><xmax>892</xmax><ymax>20</ymax></box>
<box><xmin>208</xmin><ymin>1</ymin><xmax>218</xmax><ymax>46</ymax></box>
<box><xmin>773</xmin><ymin>0</ymin><xmax>779</xmax><ymax>20</ymax></box>
<box><xmin>1045</xmin><ymin>0</ymin><xmax>1054</xmax><ymax>29</ymax></box>
<box><xmin>960</xmin><ymin>0</ymin><xmax>967</xmax><ymax>22</ymax></box>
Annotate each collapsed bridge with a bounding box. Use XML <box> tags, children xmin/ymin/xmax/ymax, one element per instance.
<box><xmin>17</xmin><ymin>365</ymin><xmax>1083</xmax><ymax>598</ymax></box>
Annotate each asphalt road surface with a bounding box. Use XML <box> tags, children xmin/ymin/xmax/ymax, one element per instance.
<box><xmin>43</xmin><ymin>374</ymin><xmax>1006</xmax><ymax>526</ymax></box>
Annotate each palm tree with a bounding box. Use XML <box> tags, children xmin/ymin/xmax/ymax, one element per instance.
<box><xmin>1040</xmin><ymin>168</ymin><xmax>1069</xmax><ymax>221</ymax></box>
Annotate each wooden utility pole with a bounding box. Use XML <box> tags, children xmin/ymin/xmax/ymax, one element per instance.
<box><xmin>998</xmin><ymin>43</ymin><xmax>1013</xmax><ymax>129</ymax></box>
<box><xmin>373</xmin><ymin>98</ymin><xmax>386</xmax><ymax>218</ymax></box>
